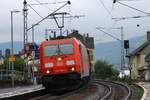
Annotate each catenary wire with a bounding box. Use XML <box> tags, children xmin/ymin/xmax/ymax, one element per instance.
<box><xmin>28</xmin><ymin>4</ymin><xmax>44</xmax><ymax>19</ymax></box>
<box><xmin>33</xmin><ymin>0</ymin><xmax>52</xmax><ymax>10</ymax></box>
<box><xmin>98</xmin><ymin>0</ymin><xmax>113</xmax><ymax>18</ymax></box>
<box><xmin>117</xmin><ymin>1</ymin><xmax>150</xmax><ymax>15</ymax></box>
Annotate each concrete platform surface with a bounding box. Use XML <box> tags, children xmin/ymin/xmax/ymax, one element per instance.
<box><xmin>0</xmin><ymin>85</ymin><xmax>44</xmax><ymax>99</ymax></box>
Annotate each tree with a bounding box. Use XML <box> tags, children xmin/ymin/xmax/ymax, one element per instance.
<box><xmin>94</xmin><ymin>60</ymin><xmax>119</xmax><ymax>80</ymax></box>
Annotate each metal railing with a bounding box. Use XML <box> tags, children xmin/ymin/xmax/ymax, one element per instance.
<box><xmin>0</xmin><ymin>69</ymin><xmax>24</xmax><ymax>81</ymax></box>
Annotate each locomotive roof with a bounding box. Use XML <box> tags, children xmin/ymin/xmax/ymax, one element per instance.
<box><xmin>41</xmin><ymin>37</ymin><xmax>78</xmax><ymax>45</ymax></box>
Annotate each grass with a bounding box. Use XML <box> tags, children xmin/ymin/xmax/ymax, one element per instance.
<box><xmin>113</xmin><ymin>78</ymin><xmax>144</xmax><ymax>100</ymax></box>
<box><xmin>130</xmin><ymin>83</ymin><xmax>144</xmax><ymax>100</ymax></box>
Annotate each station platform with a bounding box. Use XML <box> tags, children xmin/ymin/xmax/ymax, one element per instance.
<box><xmin>0</xmin><ymin>84</ymin><xmax>44</xmax><ymax>99</ymax></box>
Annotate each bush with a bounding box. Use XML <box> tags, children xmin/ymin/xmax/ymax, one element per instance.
<box><xmin>94</xmin><ymin>60</ymin><xmax>119</xmax><ymax>80</ymax></box>
<box><xmin>14</xmin><ymin>57</ymin><xmax>24</xmax><ymax>72</ymax></box>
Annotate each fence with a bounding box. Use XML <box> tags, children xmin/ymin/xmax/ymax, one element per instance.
<box><xmin>0</xmin><ymin>69</ymin><xmax>24</xmax><ymax>81</ymax></box>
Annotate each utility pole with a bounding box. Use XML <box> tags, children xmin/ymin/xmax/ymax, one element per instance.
<box><xmin>23</xmin><ymin>0</ymin><xmax>28</xmax><ymax>46</ymax></box>
<box><xmin>121</xmin><ymin>26</ymin><xmax>125</xmax><ymax>70</ymax></box>
<box><xmin>23</xmin><ymin>0</ymin><xmax>28</xmax><ymax>80</ymax></box>
<box><xmin>10</xmin><ymin>10</ymin><xmax>20</xmax><ymax>87</ymax></box>
<box><xmin>10</xmin><ymin>11</ymin><xmax>14</xmax><ymax>88</ymax></box>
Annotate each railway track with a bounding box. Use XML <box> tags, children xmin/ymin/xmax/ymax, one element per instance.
<box><xmin>30</xmin><ymin>80</ymin><xmax>131</xmax><ymax>100</ymax></box>
<box><xmin>5</xmin><ymin>80</ymin><xmax>131</xmax><ymax>100</ymax></box>
<box><xmin>94</xmin><ymin>79</ymin><xmax>132</xmax><ymax>100</ymax></box>
<box><xmin>92</xmin><ymin>80</ymin><xmax>111</xmax><ymax>100</ymax></box>
<box><xmin>30</xmin><ymin>86</ymin><xmax>82</xmax><ymax>100</ymax></box>
<box><xmin>29</xmin><ymin>81</ymin><xmax>110</xmax><ymax>100</ymax></box>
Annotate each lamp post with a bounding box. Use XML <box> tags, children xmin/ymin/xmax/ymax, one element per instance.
<box><xmin>10</xmin><ymin>10</ymin><xmax>20</xmax><ymax>88</ymax></box>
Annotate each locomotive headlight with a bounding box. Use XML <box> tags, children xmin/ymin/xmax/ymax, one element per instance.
<box><xmin>71</xmin><ymin>67</ymin><xmax>75</xmax><ymax>71</ymax></box>
<box><xmin>66</xmin><ymin>60</ymin><xmax>75</xmax><ymax>65</ymax></box>
<box><xmin>45</xmin><ymin>63</ymin><xmax>53</xmax><ymax>68</ymax></box>
<box><xmin>57</xmin><ymin>57</ymin><xmax>62</xmax><ymax>61</ymax></box>
<box><xmin>46</xmin><ymin>70</ymin><xmax>50</xmax><ymax>74</ymax></box>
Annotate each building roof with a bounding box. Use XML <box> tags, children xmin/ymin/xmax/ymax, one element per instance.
<box><xmin>130</xmin><ymin>41</ymin><xmax>149</xmax><ymax>56</ymax></box>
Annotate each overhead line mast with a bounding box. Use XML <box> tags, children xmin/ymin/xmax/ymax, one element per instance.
<box><xmin>23</xmin><ymin>0</ymin><xmax>28</xmax><ymax>81</ymax></box>
<box><xmin>23</xmin><ymin>0</ymin><xmax>28</xmax><ymax>46</ymax></box>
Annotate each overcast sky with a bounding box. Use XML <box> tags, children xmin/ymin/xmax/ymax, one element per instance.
<box><xmin>0</xmin><ymin>0</ymin><xmax>150</xmax><ymax>43</ymax></box>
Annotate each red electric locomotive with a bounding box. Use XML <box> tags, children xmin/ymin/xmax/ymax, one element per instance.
<box><xmin>39</xmin><ymin>37</ymin><xmax>91</xmax><ymax>90</ymax></box>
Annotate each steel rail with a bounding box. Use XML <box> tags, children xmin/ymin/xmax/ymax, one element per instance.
<box><xmin>94</xmin><ymin>79</ymin><xmax>131</xmax><ymax>100</ymax></box>
<box><xmin>92</xmin><ymin>80</ymin><xmax>112</xmax><ymax>100</ymax></box>
<box><xmin>111</xmin><ymin>81</ymin><xmax>132</xmax><ymax>100</ymax></box>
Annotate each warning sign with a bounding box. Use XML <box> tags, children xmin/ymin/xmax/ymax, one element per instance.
<box><xmin>9</xmin><ymin>55</ymin><xmax>16</xmax><ymax>62</ymax></box>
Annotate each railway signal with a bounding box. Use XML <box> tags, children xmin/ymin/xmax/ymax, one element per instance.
<box><xmin>124</xmin><ymin>40</ymin><xmax>130</xmax><ymax>58</ymax></box>
<box><xmin>124</xmin><ymin>40</ymin><xmax>129</xmax><ymax>49</ymax></box>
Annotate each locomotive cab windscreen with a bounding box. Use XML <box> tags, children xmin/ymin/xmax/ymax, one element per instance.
<box><xmin>44</xmin><ymin>44</ymin><xmax>74</xmax><ymax>56</ymax></box>
<box><xmin>40</xmin><ymin>41</ymin><xmax>77</xmax><ymax>75</ymax></box>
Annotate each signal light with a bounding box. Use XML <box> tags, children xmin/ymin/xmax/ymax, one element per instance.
<box><xmin>124</xmin><ymin>40</ymin><xmax>129</xmax><ymax>49</ymax></box>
